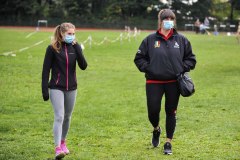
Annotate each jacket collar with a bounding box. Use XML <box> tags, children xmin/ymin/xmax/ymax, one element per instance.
<box><xmin>156</xmin><ymin>28</ymin><xmax>178</xmax><ymax>40</ymax></box>
<box><xmin>61</xmin><ymin>42</ymin><xmax>73</xmax><ymax>46</ymax></box>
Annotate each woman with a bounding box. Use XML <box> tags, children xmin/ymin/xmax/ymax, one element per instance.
<box><xmin>134</xmin><ymin>9</ymin><xmax>196</xmax><ymax>155</ymax></box>
<box><xmin>237</xmin><ymin>21</ymin><xmax>240</xmax><ymax>44</ymax></box>
<box><xmin>194</xmin><ymin>18</ymin><xmax>200</xmax><ymax>34</ymax></box>
<box><xmin>42</xmin><ymin>22</ymin><xmax>87</xmax><ymax>159</ymax></box>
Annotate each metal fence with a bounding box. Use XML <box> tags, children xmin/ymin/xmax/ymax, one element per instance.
<box><xmin>0</xmin><ymin>17</ymin><xmax>238</xmax><ymax>32</ymax></box>
<box><xmin>184</xmin><ymin>23</ymin><xmax>238</xmax><ymax>32</ymax></box>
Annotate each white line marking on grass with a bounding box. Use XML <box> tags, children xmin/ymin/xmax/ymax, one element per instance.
<box><xmin>33</xmin><ymin>41</ymin><xmax>44</xmax><ymax>46</ymax></box>
<box><xmin>19</xmin><ymin>47</ymin><xmax>29</xmax><ymax>52</ymax></box>
<box><xmin>0</xmin><ymin>37</ymin><xmax>50</xmax><ymax>57</ymax></box>
<box><xmin>2</xmin><ymin>51</ymin><xmax>13</xmax><ymax>56</ymax></box>
<box><xmin>0</xmin><ymin>29</ymin><xmax>141</xmax><ymax>57</ymax></box>
<box><xmin>25</xmin><ymin>31</ymin><xmax>38</xmax><ymax>38</ymax></box>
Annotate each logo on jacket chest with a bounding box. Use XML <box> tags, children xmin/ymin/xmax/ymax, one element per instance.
<box><xmin>154</xmin><ymin>41</ymin><xmax>161</xmax><ymax>48</ymax></box>
<box><xmin>173</xmin><ymin>41</ymin><xmax>180</xmax><ymax>48</ymax></box>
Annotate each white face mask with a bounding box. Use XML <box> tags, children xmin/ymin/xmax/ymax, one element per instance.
<box><xmin>163</xmin><ymin>20</ymin><xmax>174</xmax><ymax>30</ymax></box>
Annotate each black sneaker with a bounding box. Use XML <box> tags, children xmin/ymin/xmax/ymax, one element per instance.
<box><xmin>163</xmin><ymin>142</ymin><xmax>172</xmax><ymax>155</ymax></box>
<box><xmin>152</xmin><ymin>128</ymin><xmax>161</xmax><ymax>147</ymax></box>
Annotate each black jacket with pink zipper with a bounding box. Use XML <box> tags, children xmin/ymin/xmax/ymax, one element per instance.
<box><xmin>41</xmin><ymin>42</ymin><xmax>87</xmax><ymax>101</ymax></box>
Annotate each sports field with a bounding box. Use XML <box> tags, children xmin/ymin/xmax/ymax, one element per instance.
<box><xmin>0</xmin><ymin>27</ymin><xmax>239</xmax><ymax>160</ymax></box>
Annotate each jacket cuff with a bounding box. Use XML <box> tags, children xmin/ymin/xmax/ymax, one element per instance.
<box><xmin>43</xmin><ymin>94</ymin><xmax>49</xmax><ymax>101</ymax></box>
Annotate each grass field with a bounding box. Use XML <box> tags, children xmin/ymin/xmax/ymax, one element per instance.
<box><xmin>0</xmin><ymin>27</ymin><xmax>240</xmax><ymax>160</ymax></box>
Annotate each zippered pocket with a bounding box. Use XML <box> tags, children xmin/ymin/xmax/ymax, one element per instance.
<box><xmin>55</xmin><ymin>73</ymin><xmax>60</xmax><ymax>85</ymax></box>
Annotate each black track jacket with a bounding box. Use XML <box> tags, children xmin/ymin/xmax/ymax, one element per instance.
<box><xmin>134</xmin><ymin>29</ymin><xmax>196</xmax><ymax>80</ymax></box>
<box><xmin>42</xmin><ymin>42</ymin><xmax>87</xmax><ymax>101</ymax></box>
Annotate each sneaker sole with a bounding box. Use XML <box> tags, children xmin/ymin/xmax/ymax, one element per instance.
<box><xmin>164</xmin><ymin>152</ymin><xmax>172</xmax><ymax>155</ymax></box>
<box><xmin>65</xmin><ymin>151</ymin><xmax>70</xmax><ymax>155</ymax></box>
<box><xmin>55</xmin><ymin>153</ymin><xmax>65</xmax><ymax>159</ymax></box>
<box><xmin>152</xmin><ymin>143</ymin><xmax>159</xmax><ymax>147</ymax></box>
<box><xmin>151</xmin><ymin>138</ymin><xmax>160</xmax><ymax>147</ymax></box>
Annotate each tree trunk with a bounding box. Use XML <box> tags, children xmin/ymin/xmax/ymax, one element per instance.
<box><xmin>230</xmin><ymin>1</ymin><xmax>234</xmax><ymax>22</ymax></box>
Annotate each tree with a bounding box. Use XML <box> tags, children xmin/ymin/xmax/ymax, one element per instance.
<box><xmin>169</xmin><ymin>0</ymin><xmax>212</xmax><ymax>28</ymax></box>
<box><xmin>229</xmin><ymin>0</ymin><xmax>240</xmax><ymax>22</ymax></box>
<box><xmin>190</xmin><ymin>0</ymin><xmax>212</xmax><ymax>20</ymax></box>
<box><xmin>62</xmin><ymin>0</ymin><xmax>90</xmax><ymax>20</ymax></box>
<box><xmin>0</xmin><ymin>0</ymin><xmax>239</xmax><ymax>28</ymax></box>
<box><xmin>171</xmin><ymin>0</ymin><xmax>192</xmax><ymax>24</ymax></box>
<box><xmin>105</xmin><ymin>0</ymin><xmax>164</xmax><ymax>20</ymax></box>
<box><xmin>211</xmin><ymin>0</ymin><xmax>230</xmax><ymax>21</ymax></box>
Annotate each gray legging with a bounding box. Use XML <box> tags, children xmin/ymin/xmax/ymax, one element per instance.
<box><xmin>50</xmin><ymin>89</ymin><xmax>77</xmax><ymax>147</ymax></box>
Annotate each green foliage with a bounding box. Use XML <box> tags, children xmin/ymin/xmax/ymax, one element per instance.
<box><xmin>211</xmin><ymin>0</ymin><xmax>230</xmax><ymax>21</ymax></box>
<box><xmin>1</xmin><ymin>0</ymin><xmax>239</xmax><ymax>28</ymax></box>
<box><xmin>0</xmin><ymin>28</ymin><xmax>240</xmax><ymax>159</ymax></box>
<box><xmin>190</xmin><ymin>0</ymin><xmax>212</xmax><ymax>19</ymax></box>
<box><xmin>231</xmin><ymin>0</ymin><xmax>240</xmax><ymax>10</ymax></box>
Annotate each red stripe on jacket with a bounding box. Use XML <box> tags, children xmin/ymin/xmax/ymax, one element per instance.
<box><xmin>146</xmin><ymin>80</ymin><xmax>177</xmax><ymax>84</ymax></box>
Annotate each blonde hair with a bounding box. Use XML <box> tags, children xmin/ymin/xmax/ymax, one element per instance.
<box><xmin>51</xmin><ymin>22</ymin><xmax>75</xmax><ymax>53</ymax></box>
<box><xmin>158</xmin><ymin>9</ymin><xmax>176</xmax><ymax>29</ymax></box>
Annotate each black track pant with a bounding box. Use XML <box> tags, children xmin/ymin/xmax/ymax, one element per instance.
<box><xmin>146</xmin><ymin>82</ymin><xmax>180</xmax><ymax>139</ymax></box>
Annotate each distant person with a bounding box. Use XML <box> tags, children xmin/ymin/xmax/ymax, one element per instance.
<box><xmin>134</xmin><ymin>9</ymin><xmax>196</xmax><ymax>155</ymax></box>
<box><xmin>41</xmin><ymin>22</ymin><xmax>87</xmax><ymax>159</ymax></box>
<box><xmin>200</xmin><ymin>23</ymin><xmax>206</xmax><ymax>34</ymax></box>
<box><xmin>213</xmin><ymin>24</ymin><xmax>219</xmax><ymax>36</ymax></box>
<box><xmin>204</xmin><ymin>17</ymin><xmax>210</xmax><ymax>27</ymax></box>
<box><xmin>194</xmin><ymin>18</ymin><xmax>201</xmax><ymax>34</ymax></box>
<box><xmin>236</xmin><ymin>22</ymin><xmax>240</xmax><ymax>44</ymax></box>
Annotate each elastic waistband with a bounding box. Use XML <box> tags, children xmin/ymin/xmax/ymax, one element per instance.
<box><xmin>146</xmin><ymin>80</ymin><xmax>177</xmax><ymax>84</ymax></box>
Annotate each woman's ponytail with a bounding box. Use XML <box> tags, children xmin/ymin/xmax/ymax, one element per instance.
<box><xmin>51</xmin><ymin>25</ymin><xmax>62</xmax><ymax>53</ymax></box>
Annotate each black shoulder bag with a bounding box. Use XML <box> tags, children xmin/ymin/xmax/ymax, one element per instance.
<box><xmin>176</xmin><ymin>72</ymin><xmax>195</xmax><ymax>97</ymax></box>
<box><xmin>167</xmin><ymin>52</ymin><xmax>195</xmax><ymax>97</ymax></box>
